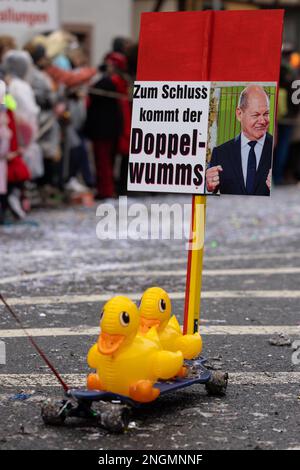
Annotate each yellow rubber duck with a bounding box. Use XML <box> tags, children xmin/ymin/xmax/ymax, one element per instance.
<box><xmin>139</xmin><ymin>287</ymin><xmax>202</xmax><ymax>360</ymax></box>
<box><xmin>87</xmin><ymin>296</ymin><xmax>184</xmax><ymax>403</ymax></box>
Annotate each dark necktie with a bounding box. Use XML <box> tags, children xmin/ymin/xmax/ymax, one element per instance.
<box><xmin>246</xmin><ymin>141</ymin><xmax>257</xmax><ymax>194</ymax></box>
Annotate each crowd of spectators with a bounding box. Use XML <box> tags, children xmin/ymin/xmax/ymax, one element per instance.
<box><xmin>0</xmin><ymin>31</ymin><xmax>137</xmax><ymax>224</ymax></box>
<box><xmin>0</xmin><ymin>32</ymin><xmax>300</xmax><ymax>224</ymax></box>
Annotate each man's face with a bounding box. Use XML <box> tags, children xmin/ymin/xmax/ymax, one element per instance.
<box><xmin>236</xmin><ymin>94</ymin><xmax>270</xmax><ymax>141</ymax></box>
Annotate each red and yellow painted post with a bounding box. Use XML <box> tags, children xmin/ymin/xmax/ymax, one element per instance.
<box><xmin>183</xmin><ymin>195</ymin><xmax>206</xmax><ymax>334</ymax></box>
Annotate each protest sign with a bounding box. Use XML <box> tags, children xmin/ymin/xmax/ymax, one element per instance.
<box><xmin>134</xmin><ymin>9</ymin><xmax>284</xmax><ymax>333</ymax></box>
<box><xmin>128</xmin><ymin>81</ymin><xmax>210</xmax><ymax>194</ymax></box>
<box><xmin>129</xmin><ymin>80</ymin><xmax>278</xmax><ymax>196</ymax></box>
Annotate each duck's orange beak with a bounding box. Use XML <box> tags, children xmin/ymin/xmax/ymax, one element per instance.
<box><xmin>98</xmin><ymin>332</ymin><xmax>125</xmax><ymax>355</ymax></box>
<box><xmin>140</xmin><ymin>317</ymin><xmax>160</xmax><ymax>334</ymax></box>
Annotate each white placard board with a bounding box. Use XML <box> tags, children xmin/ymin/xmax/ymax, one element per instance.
<box><xmin>128</xmin><ymin>81</ymin><xmax>211</xmax><ymax>194</ymax></box>
<box><xmin>0</xmin><ymin>0</ymin><xmax>59</xmax><ymax>31</ymax></box>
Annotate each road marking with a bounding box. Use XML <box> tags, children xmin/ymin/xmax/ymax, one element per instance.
<box><xmin>229</xmin><ymin>372</ymin><xmax>300</xmax><ymax>385</ymax></box>
<box><xmin>0</xmin><ymin>269</ymin><xmax>190</xmax><ymax>285</ymax></box>
<box><xmin>205</xmin><ymin>267</ymin><xmax>300</xmax><ymax>276</ymax></box>
<box><xmin>205</xmin><ymin>252</ymin><xmax>300</xmax><ymax>262</ymax></box>
<box><xmin>0</xmin><ymin>259</ymin><xmax>187</xmax><ymax>285</ymax></box>
<box><xmin>2</xmin><ymin>290</ymin><xmax>300</xmax><ymax>307</ymax></box>
<box><xmin>0</xmin><ymin>325</ymin><xmax>299</xmax><ymax>338</ymax></box>
<box><xmin>1</xmin><ymin>266</ymin><xmax>300</xmax><ymax>285</ymax></box>
<box><xmin>0</xmin><ymin>248</ymin><xmax>291</xmax><ymax>259</ymax></box>
<box><xmin>3</xmin><ymin>249</ymin><xmax>300</xmax><ymax>261</ymax></box>
<box><xmin>0</xmin><ymin>372</ymin><xmax>299</xmax><ymax>388</ymax></box>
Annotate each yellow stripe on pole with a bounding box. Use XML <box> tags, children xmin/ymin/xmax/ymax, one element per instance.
<box><xmin>185</xmin><ymin>195</ymin><xmax>207</xmax><ymax>334</ymax></box>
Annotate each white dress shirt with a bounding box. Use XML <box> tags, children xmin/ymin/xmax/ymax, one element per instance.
<box><xmin>241</xmin><ymin>132</ymin><xmax>266</xmax><ymax>186</ymax></box>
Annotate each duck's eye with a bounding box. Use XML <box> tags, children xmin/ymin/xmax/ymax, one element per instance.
<box><xmin>99</xmin><ymin>311</ymin><xmax>104</xmax><ymax>323</ymax></box>
<box><xmin>159</xmin><ymin>299</ymin><xmax>166</xmax><ymax>312</ymax></box>
<box><xmin>120</xmin><ymin>311</ymin><xmax>130</xmax><ymax>326</ymax></box>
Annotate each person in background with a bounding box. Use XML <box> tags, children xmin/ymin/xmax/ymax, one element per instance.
<box><xmin>106</xmin><ymin>52</ymin><xmax>132</xmax><ymax>195</ymax></box>
<box><xmin>23</xmin><ymin>41</ymin><xmax>61</xmax><ymax>189</ymax></box>
<box><xmin>84</xmin><ymin>55</ymin><xmax>123</xmax><ymax>199</ymax></box>
<box><xmin>66</xmin><ymin>47</ymin><xmax>95</xmax><ymax>190</ymax></box>
<box><xmin>0</xmin><ymin>36</ymin><xmax>17</xmax><ymax>63</ymax></box>
<box><xmin>273</xmin><ymin>59</ymin><xmax>299</xmax><ymax>185</ymax></box>
<box><xmin>0</xmin><ymin>80</ymin><xmax>10</xmax><ymax>224</ymax></box>
<box><xmin>112</xmin><ymin>37</ymin><xmax>133</xmax><ymax>57</ymax></box>
<box><xmin>24</xmin><ymin>36</ymin><xmax>96</xmax><ymax>194</ymax></box>
<box><xmin>62</xmin><ymin>85</ymin><xmax>93</xmax><ymax>193</ymax></box>
<box><xmin>126</xmin><ymin>43</ymin><xmax>138</xmax><ymax>82</ymax></box>
<box><xmin>288</xmin><ymin>53</ymin><xmax>300</xmax><ymax>183</ymax></box>
<box><xmin>46</xmin><ymin>30</ymin><xmax>75</xmax><ymax>71</ymax></box>
<box><xmin>3</xmin><ymin>50</ymin><xmax>44</xmax><ymax>181</ymax></box>
<box><xmin>0</xmin><ymin>71</ymin><xmax>32</xmax><ymax>220</ymax></box>
<box><xmin>112</xmin><ymin>36</ymin><xmax>138</xmax><ymax>81</ymax></box>
<box><xmin>29</xmin><ymin>34</ymin><xmax>97</xmax><ymax>89</ymax></box>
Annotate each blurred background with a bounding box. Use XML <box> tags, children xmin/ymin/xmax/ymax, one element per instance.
<box><xmin>0</xmin><ymin>0</ymin><xmax>300</xmax><ymax>224</ymax></box>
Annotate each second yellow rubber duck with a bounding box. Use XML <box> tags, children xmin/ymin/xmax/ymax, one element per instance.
<box><xmin>139</xmin><ymin>287</ymin><xmax>202</xmax><ymax>360</ymax></box>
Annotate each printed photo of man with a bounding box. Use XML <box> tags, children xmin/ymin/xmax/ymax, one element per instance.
<box><xmin>206</xmin><ymin>85</ymin><xmax>273</xmax><ymax>196</ymax></box>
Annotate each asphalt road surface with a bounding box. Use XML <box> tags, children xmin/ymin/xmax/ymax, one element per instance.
<box><xmin>0</xmin><ymin>187</ymin><xmax>300</xmax><ymax>450</ymax></box>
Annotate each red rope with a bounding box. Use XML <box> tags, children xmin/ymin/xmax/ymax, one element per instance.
<box><xmin>0</xmin><ymin>294</ymin><xmax>70</xmax><ymax>392</ymax></box>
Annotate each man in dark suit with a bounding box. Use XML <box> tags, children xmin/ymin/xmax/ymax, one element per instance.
<box><xmin>206</xmin><ymin>85</ymin><xmax>273</xmax><ymax>196</ymax></box>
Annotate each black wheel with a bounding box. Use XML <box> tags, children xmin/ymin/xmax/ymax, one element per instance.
<box><xmin>102</xmin><ymin>406</ymin><xmax>131</xmax><ymax>433</ymax></box>
<box><xmin>41</xmin><ymin>399</ymin><xmax>70</xmax><ymax>425</ymax></box>
<box><xmin>93</xmin><ymin>402</ymin><xmax>131</xmax><ymax>433</ymax></box>
<box><xmin>205</xmin><ymin>371</ymin><xmax>228</xmax><ymax>397</ymax></box>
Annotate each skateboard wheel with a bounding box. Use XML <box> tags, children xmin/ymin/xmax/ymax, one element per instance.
<box><xmin>205</xmin><ymin>371</ymin><xmax>228</xmax><ymax>397</ymax></box>
<box><xmin>94</xmin><ymin>402</ymin><xmax>131</xmax><ymax>433</ymax></box>
<box><xmin>41</xmin><ymin>399</ymin><xmax>69</xmax><ymax>425</ymax></box>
